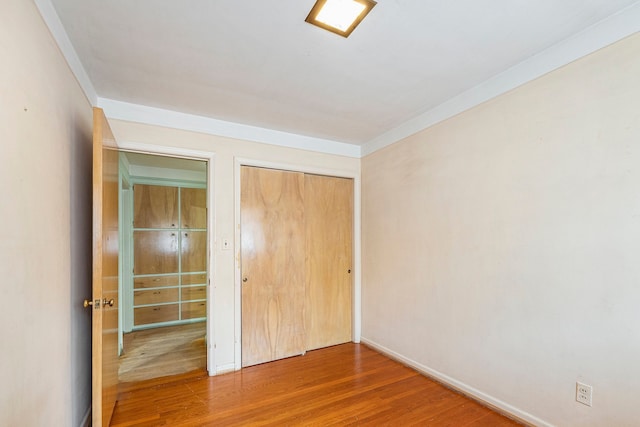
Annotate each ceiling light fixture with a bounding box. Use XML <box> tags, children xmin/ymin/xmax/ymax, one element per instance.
<box><xmin>305</xmin><ymin>0</ymin><xmax>377</xmax><ymax>38</ymax></box>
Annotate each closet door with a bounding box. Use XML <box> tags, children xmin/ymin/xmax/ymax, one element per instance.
<box><xmin>132</xmin><ymin>184</ymin><xmax>181</xmax><ymax>325</ymax></box>
<box><xmin>131</xmin><ymin>184</ymin><xmax>208</xmax><ymax>328</ymax></box>
<box><xmin>133</xmin><ymin>184</ymin><xmax>178</xmax><ymax>228</ymax></box>
<box><xmin>305</xmin><ymin>174</ymin><xmax>353</xmax><ymax>350</ymax></box>
<box><xmin>240</xmin><ymin>166</ymin><xmax>306</xmax><ymax>367</ymax></box>
<box><xmin>180</xmin><ymin>188</ymin><xmax>207</xmax><ymax>321</ymax></box>
<box><xmin>180</xmin><ymin>187</ymin><xmax>207</xmax><ymax>229</ymax></box>
<box><xmin>133</xmin><ymin>231</ymin><xmax>179</xmax><ymax>275</ymax></box>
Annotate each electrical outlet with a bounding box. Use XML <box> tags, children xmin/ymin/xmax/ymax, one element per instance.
<box><xmin>576</xmin><ymin>382</ymin><xmax>593</xmax><ymax>407</ymax></box>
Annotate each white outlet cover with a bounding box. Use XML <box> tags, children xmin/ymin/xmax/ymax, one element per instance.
<box><xmin>576</xmin><ymin>382</ymin><xmax>593</xmax><ymax>407</ymax></box>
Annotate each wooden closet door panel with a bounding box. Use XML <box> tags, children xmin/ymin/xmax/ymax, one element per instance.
<box><xmin>133</xmin><ymin>184</ymin><xmax>178</xmax><ymax>228</ymax></box>
<box><xmin>134</xmin><ymin>288</ymin><xmax>179</xmax><ymax>305</ymax></box>
<box><xmin>181</xmin><ymin>187</ymin><xmax>207</xmax><ymax>229</ymax></box>
<box><xmin>134</xmin><ymin>304</ymin><xmax>179</xmax><ymax>325</ymax></box>
<box><xmin>133</xmin><ymin>275</ymin><xmax>179</xmax><ymax>289</ymax></box>
<box><xmin>182</xmin><ymin>273</ymin><xmax>207</xmax><ymax>285</ymax></box>
<box><xmin>305</xmin><ymin>174</ymin><xmax>353</xmax><ymax>351</ymax></box>
<box><xmin>133</xmin><ymin>231</ymin><xmax>179</xmax><ymax>275</ymax></box>
<box><xmin>181</xmin><ymin>231</ymin><xmax>207</xmax><ymax>272</ymax></box>
<box><xmin>241</xmin><ymin>166</ymin><xmax>306</xmax><ymax>367</ymax></box>
<box><xmin>181</xmin><ymin>286</ymin><xmax>207</xmax><ymax>301</ymax></box>
<box><xmin>181</xmin><ymin>301</ymin><xmax>206</xmax><ymax>319</ymax></box>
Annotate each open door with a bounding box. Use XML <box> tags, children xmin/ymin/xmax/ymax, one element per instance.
<box><xmin>90</xmin><ymin>107</ymin><xmax>119</xmax><ymax>426</ymax></box>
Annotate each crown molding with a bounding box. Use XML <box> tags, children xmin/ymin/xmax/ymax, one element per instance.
<box><xmin>34</xmin><ymin>0</ymin><xmax>360</xmax><ymax>158</ymax></box>
<box><xmin>34</xmin><ymin>0</ymin><xmax>97</xmax><ymax>106</ymax></box>
<box><xmin>97</xmin><ymin>98</ymin><xmax>361</xmax><ymax>158</ymax></box>
<box><xmin>35</xmin><ymin>0</ymin><xmax>639</xmax><ymax>159</ymax></box>
<box><xmin>362</xmin><ymin>1</ymin><xmax>640</xmax><ymax>156</ymax></box>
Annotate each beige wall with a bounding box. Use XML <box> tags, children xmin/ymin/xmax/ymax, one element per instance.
<box><xmin>109</xmin><ymin>119</ymin><xmax>360</xmax><ymax>369</ymax></box>
<box><xmin>0</xmin><ymin>1</ymin><xmax>93</xmax><ymax>426</ymax></box>
<box><xmin>362</xmin><ymin>33</ymin><xmax>640</xmax><ymax>426</ymax></box>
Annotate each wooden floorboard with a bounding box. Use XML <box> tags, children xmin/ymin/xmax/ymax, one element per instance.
<box><xmin>111</xmin><ymin>343</ymin><xmax>521</xmax><ymax>426</ymax></box>
<box><xmin>118</xmin><ymin>322</ymin><xmax>206</xmax><ymax>383</ymax></box>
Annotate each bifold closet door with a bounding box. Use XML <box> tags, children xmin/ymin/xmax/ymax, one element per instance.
<box><xmin>240</xmin><ymin>166</ymin><xmax>306</xmax><ymax>367</ymax></box>
<box><xmin>305</xmin><ymin>174</ymin><xmax>353</xmax><ymax>351</ymax></box>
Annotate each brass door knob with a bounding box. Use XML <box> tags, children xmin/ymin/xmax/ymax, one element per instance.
<box><xmin>103</xmin><ymin>298</ymin><xmax>115</xmax><ymax>307</ymax></box>
<box><xmin>83</xmin><ymin>299</ymin><xmax>93</xmax><ymax>308</ymax></box>
<box><xmin>243</xmin><ymin>277</ymin><xmax>248</xmax><ymax>282</ymax></box>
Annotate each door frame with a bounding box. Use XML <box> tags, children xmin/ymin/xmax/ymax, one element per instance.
<box><xmin>117</xmin><ymin>141</ymin><xmax>216</xmax><ymax>375</ymax></box>
<box><xmin>234</xmin><ymin>158</ymin><xmax>361</xmax><ymax>371</ymax></box>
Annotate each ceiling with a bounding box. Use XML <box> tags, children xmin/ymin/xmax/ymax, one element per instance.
<box><xmin>49</xmin><ymin>0</ymin><xmax>639</xmax><ymax>147</ymax></box>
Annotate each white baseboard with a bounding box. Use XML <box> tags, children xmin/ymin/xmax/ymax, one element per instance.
<box><xmin>80</xmin><ymin>407</ymin><xmax>91</xmax><ymax>427</ymax></box>
<box><xmin>360</xmin><ymin>337</ymin><xmax>553</xmax><ymax>427</ymax></box>
<box><xmin>215</xmin><ymin>363</ymin><xmax>236</xmax><ymax>375</ymax></box>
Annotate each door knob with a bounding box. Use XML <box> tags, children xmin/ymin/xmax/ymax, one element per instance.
<box><xmin>103</xmin><ymin>298</ymin><xmax>115</xmax><ymax>307</ymax></box>
<box><xmin>83</xmin><ymin>299</ymin><xmax>101</xmax><ymax>308</ymax></box>
<box><xmin>243</xmin><ymin>277</ymin><xmax>248</xmax><ymax>282</ymax></box>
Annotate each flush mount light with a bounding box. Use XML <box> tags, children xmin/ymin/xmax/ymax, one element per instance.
<box><xmin>305</xmin><ymin>0</ymin><xmax>377</xmax><ymax>38</ymax></box>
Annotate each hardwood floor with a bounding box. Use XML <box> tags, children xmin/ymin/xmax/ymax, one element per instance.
<box><xmin>111</xmin><ymin>343</ymin><xmax>521</xmax><ymax>426</ymax></box>
<box><xmin>118</xmin><ymin>322</ymin><xmax>206</xmax><ymax>383</ymax></box>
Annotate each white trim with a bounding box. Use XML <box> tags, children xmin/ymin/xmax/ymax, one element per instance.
<box><xmin>117</xmin><ymin>156</ymin><xmax>128</xmax><ymax>354</ymax></box>
<box><xmin>116</xmin><ymin>141</ymin><xmax>216</xmax><ymax>162</ymax></box>
<box><xmin>362</xmin><ymin>2</ymin><xmax>640</xmax><ymax>156</ymax></box>
<box><xmin>98</xmin><ymin>98</ymin><xmax>362</xmax><ymax>158</ymax></box>
<box><xmin>233</xmin><ymin>158</ymin><xmax>362</xmax><ymax>370</ymax></box>
<box><xmin>116</xmin><ymin>141</ymin><xmax>217</xmax><ymax>376</ymax></box>
<box><xmin>215</xmin><ymin>363</ymin><xmax>236</xmax><ymax>375</ymax></box>
<box><xmin>360</xmin><ymin>337</ymin><xmax>552</xmax><ymax>427</ymax></box>
<box><xmin>234</xmin><ymin>158</ymin><xmax>361</xmax><ymax>181</ymax></box>
<box><xmin>121</xmin><ymin>186</ymin><xmax>133</xmax><ymax>334</ymax></box>
<box><xmin>233</xmin><ymin>160</ymin><xmax>242</xmax><ymax>371</ymax></box>
<box><xmin>34</xmin><ymin>0</ymin><xmax>97</xmax><ymax>106</ymax></box>
<box><xmin>128</xmin><ymin>165</ymin><xmax>207</xmax><ymax>183</ymax></box>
